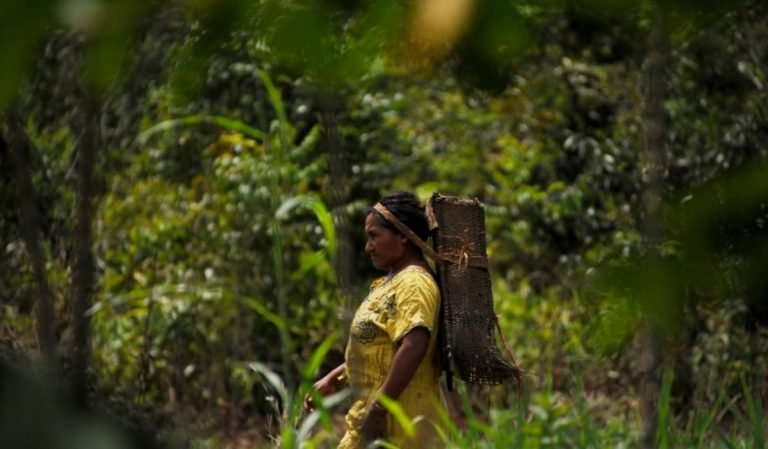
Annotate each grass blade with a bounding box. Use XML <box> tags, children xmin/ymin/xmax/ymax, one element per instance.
<box><xmin>243</xmin><ymin>297</ymin><xmax>287</xmax><ymax>332</ymax></box>
<box><xmin>658</xmin><ymin>369</ymin><xmax>675</xmax><ymax>449</ymax></box>
<box><xmin>301</xmin><ymin>332</ymin><xmax>339</xmax><ymax>381</ymax></box>
<box><xmin>248</xmin><ymin>361</ymin><xmax>289</xmax><ymax>408</ymax></box>
<box><xmin>138</xmin><ymin>115</ymin><xmax>265</xmax><ymax>144</ymax></box>
<box><xmin>376</xmin><ymin>395</ymin><xmax>415</xmax><ymax>438</ymax></box>
<box><xmin>276</xmin><ymin>195</ymin><xmax>337</xmax><ymax>258</ymax></box>
<box><xmin>741</xmin><ymin>373</ymin><xmax>765</xmax><ymax>449</ymax></box>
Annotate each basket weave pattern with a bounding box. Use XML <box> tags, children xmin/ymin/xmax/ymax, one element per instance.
<box><xmin>429</xmin><ymin>194</ymin><xmax>519</xmax><ymax>385</ymax></box>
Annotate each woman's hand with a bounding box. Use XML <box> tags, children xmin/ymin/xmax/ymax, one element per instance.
<box><xmin>303</xmin><ymin>375</ymin><xmax>337</xmax><ymax>412</ymax></box>
<box><xmin>303</xmin><ymin>363</ymin><xmax>346</xmax><ymax>412</ymax></box>
<box><xmin>361</xmin><ymin>402</ymin><xmax>388</xmax><ymax>443</ymax></box>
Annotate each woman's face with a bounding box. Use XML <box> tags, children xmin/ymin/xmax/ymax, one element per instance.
<box><xmin>365</xmin><ymin>213</ymin><xmax>409</xmax><ymax>271</ymax></box>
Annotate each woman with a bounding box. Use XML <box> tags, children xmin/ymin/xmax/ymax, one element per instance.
<box><xmin>304</xmin><ymin>191</ymin><xmax>442</xmax><ymax>449</ymax></box>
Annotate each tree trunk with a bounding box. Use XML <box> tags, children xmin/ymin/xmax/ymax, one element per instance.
<box><xmin>4</xmin><ymin>109</ymin><xmax>57</xmax><ymax>362</ymax></box>
<box><xmin>70</xmin><ymin>95</ymin><xmax>100</xmax><ymax>407</ymax></box>
<box><xmin>319</xmin><ymin>92</ymin><xmax>357</xmax><ymax>328</ymax></box>
<box><xmin>639</xmin><ymin>5</ymin><xmax>670</xmax><ymax>449</ymax></box>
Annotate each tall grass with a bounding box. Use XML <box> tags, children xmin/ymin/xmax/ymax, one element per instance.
<box><xmin>238</xmin><ymin>351</ymin><xmax>766</xmax><ymax>449</ymax></box>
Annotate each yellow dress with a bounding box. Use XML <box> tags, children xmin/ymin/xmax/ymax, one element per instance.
<box><xmin>339</xmin><ymin>267</ymin><xmax>442</xmax><ymax>449</ymax></box>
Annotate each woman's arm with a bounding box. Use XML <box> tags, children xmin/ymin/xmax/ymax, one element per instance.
<box><xmin>360</xmin><ymin>327</ymin><xmax>430</xmax><ymax>441</ymax></box>
<box><xmin>303</xmin><ymin>362</ymin><xmax>347</xmax><ymax>412</ymax></box>
<box><xmin>324</xmin><ymin>362</ymin><xmax>347</xmax><ymax>385</ymax></box>
<box><xmin>379</xmin><ymin>327</ymin><xmax>430</xmax><ymax>399</ymax></box>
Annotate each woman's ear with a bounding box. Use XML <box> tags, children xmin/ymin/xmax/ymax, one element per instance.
<box><xmin>397</xmin><ymin>233</ymin><xmax>409</xmax><ymax>247</ymax></box>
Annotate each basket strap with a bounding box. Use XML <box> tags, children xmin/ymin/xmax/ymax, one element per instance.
<box><xmin>495</xmin><ymin>315</ymin><xmax>523</xmax><ymax>383</ymax></box>
<box><xmin>445</xmin><ymin>345</ymin><xmax>454</xmax><ymax>391</ymax></box>
<box><xmin>373</xmin><ymin>203</ymin><xmax>488</xmax><ymax>269</ymax></box>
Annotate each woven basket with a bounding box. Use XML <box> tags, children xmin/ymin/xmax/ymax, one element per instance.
<box><xmin>428</xmin><ymin>193</ymin><xmax>520</xmax><ymax>385</ymax></box>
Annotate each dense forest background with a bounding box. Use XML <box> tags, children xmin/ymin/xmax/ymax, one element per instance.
<box><xmin>1</xmin><ymin>0</ymin><xmax>768</xmax><ymax>448</ymax></box>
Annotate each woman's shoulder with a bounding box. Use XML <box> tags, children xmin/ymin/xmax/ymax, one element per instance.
<box><xmin>392</xmin><ymin>266</ymin><xmax>438</xmax><ymax>291</ymax></box>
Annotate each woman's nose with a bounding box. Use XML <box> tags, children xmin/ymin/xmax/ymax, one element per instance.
<box><xmin>365</xmin><ymin>240</ymin><xmax>373</xmax><ymax>253</ymax></box>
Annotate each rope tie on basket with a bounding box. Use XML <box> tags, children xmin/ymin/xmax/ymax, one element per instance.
<box><xmin>373</xmin><ymin>203</ymin><xmax>487</xmax><ymax>269</ymax></box>
<box><xmin>446</xmin><ymin>239</ymin><xmax>476</xmax><ymax>269</ymax></box>
<box><xmin>459</xmin><ymin>251</ymin><xmax>469</xmax><ymax>268</ymax></box>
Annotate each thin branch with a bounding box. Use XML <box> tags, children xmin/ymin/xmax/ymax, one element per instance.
<box><xmin>4</xmin><ymin>108</ymin><xmax>57</xmax><ymax>362</ymax></box>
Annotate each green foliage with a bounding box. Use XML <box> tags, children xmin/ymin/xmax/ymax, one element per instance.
<box><xmin>2</xmin><ymin>0</ymin><xmax>768</xmax><ymax>447</ymax></box>
<box><xmin>226</xmin><ymin>357</ymin><xmax>766</xmax><ymax>449</ymax></box>
<box><xmin>86</xmin><ymin>73</ymin><xmax>342</xmax><ymax>428</ymax></box>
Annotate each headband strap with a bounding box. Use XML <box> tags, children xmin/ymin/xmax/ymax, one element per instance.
<box><xmin>373</xmin><ymin>203</ymin><xmax>488</xmax><ymax>269</ymax></box>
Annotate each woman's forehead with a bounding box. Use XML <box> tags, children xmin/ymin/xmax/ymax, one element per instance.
<box><xmin>365</xmin><ymin>213</ymin><xmax>388</xmax><ymax>232</ymax></box>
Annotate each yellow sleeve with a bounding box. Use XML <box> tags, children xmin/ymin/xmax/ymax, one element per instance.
<box><xmin>387</xmin><ymin>271</ymin><xmax>440</xmax><ymax>344</ymax></box>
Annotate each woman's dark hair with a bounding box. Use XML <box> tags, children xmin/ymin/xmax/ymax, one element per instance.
<box><xmin>369</xmin><ymin>191</ymin><xmax>430</xmax><ymax>242</ymax></box>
